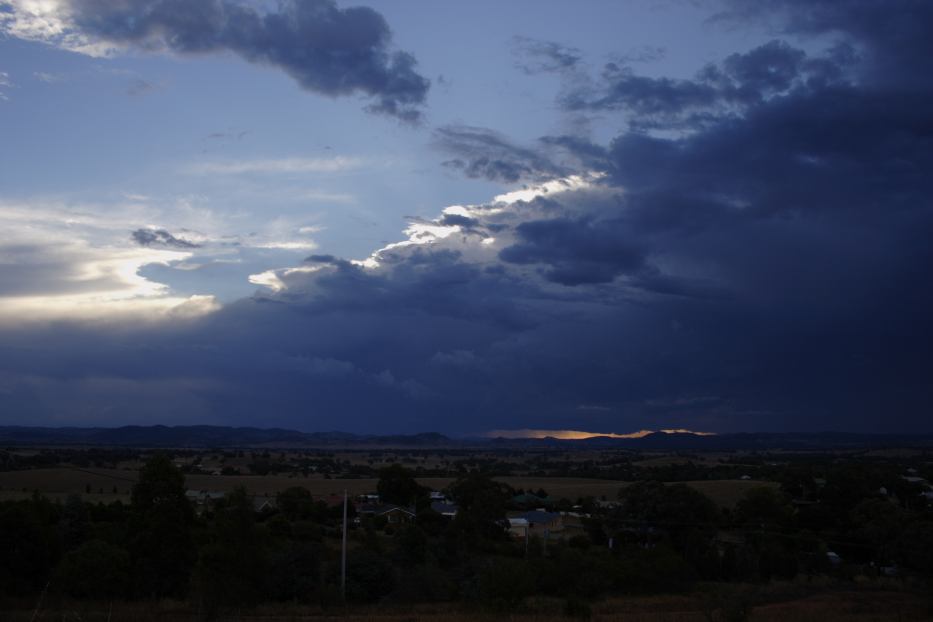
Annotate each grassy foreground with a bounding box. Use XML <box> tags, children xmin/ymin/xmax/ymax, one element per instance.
<box><xmin>3</xmin><ymin>582</ymin><xmax>931</xmax><ymax>622</ymax></box>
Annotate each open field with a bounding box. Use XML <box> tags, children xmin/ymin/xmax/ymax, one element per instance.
<box><xmin>0</xmin><ymin>467</ymin><xmax>776</xmax><ymax>507</ymax></box>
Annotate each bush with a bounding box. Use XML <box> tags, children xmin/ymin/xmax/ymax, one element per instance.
<box><xmin>56</xmin><ymin>539</ymin><xmax>131</xmax><ymax>599</ymax></box>
<box><xmin>474</xmin><ymin>556</ymin><xmax>536</xmax><ymax>611</ymax></box>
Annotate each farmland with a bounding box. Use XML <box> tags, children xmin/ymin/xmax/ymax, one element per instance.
<box><xmin>0</xmin><ymin>465</ymin><xmax>775</xmax><ymax>507</ymax></box>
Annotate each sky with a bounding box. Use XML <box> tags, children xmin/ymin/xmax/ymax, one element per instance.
<box><xmin>0</xmin><ymin>0</ymin><xmax>931</xmax><ymax>436</ymax></box>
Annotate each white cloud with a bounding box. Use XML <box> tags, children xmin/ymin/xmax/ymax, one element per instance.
<box><xmin>251</xmin><ymin>240</ymin><xmax>318</xmax><ymax>251</ymax></box>
<box><xmin>493</xmin><ymin>172</ymin><xmax>604</xmax><ymax>205</ymax></box>
<box><xmin>0</xmin><ymin>197</ymin><xmax>221</xmax><ymax>322</ymax></box>
<box><xmin>0</xmin><ymin>0</ymin><xmax>116</xmax><ymax>57</ymax></box>
<box><xmin>0</xmin><ymin>71</ymin><xmax>12</xmax><ymax>100</ymax></box>
<box><xmin>186</xmin><ymin>156</ymin><xmax>362</xmax><ymax>176</ymax></box>
<box><xmin>248</xmin><ymin>265</ymin><xmax>322</xmax><ymax>292</ymax></box>
<box><xmin>297</xmin><ymin>191</ymin><xmax>356</xmax><ymax>204</ymax></box>
<box><xmin>33</xmin><ymin>70</ymin><xmax>65</xmax><ymax>83</ymax></box>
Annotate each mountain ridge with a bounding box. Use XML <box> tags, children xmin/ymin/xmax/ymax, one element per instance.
<box><xmin>1</xmin><ymin>425</ymin><xmax>931</xmax><ymax>449</ymax></box>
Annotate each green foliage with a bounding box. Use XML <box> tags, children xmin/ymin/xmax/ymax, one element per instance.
<box><xmin>129</xmin><ymin>453</ymin><xmax>195</xmax><ymax>599</ymax></box>
<box><xmin>564</xmin><ymin>595</ymin><xmax>593</xmax><ymax>619</ymax></box>
<box><xmin>850</xmin><ymin>498</ymin><xmax>904</xmax><ymax>561</ymax></box>
<box><xmin>56</xmin><ymin>539</ymin><xmax>130</xmax><ymax>599</ymax></box>
<box><xmin>195</xmin><ymin>487</ymin><xmax>268</xmax><ymax>615</ymax></box>
<box><xmin>734</xmin><ymin>486</ymin><xmax>794</xmax><ymax>528</ymax></box>
<box><xmin>620</xmin><ymin>481</ymin><xmax>719</xmax><ymax>524</ymax></box>
<box><xmin>395</xmin><ymin>524</ymin><xmax>428</xmax><ymax>566</ymax></box>
<box><xmin>347</xmin><ymin>548</ymin><xmax>395</xmax><ymax>603</ymax></box>
<box><xmin>377</xmin><ymin>463</ymin><xmax>426</xmax><ymax>506</ymax></box>
<box><xmin>449</xmin><ymin>473</ymin><xmax>511</xmax><ymax>540</ymax></box>
<box><xmin>535</xmin><ymin>547</ymin><xmax>613</xmax><ymax>598</ymax></box>
<box><xmin>389</xmin><ymin>563</ymin><xmax>456</xmax><ymax>602</ymax></box>
<box><xmin>59</xmin><ymin>494</ymin><xmax>89</xmax><ymax>552</ymax></box>
<box><xmin>474</xmin><ymin>556</ymin><xmax>536</xmax><ymax>611</ymax></box>
<box><xmin>267</xmin><ymin>542</ymin><xmax>323</xmax><ymax>602</ymax></box>
<box><xmin>276</xmin><ymin>486</ymin><xmax>314</xmax><ymax>520</ymax></box>
<box><xmin>0</xmin><ymin>496</ymin><xmax>60</xmax><ymax>597</ymax></box>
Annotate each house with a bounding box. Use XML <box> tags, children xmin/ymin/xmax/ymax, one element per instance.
<box><xmin>357</xmin><ymin>503</ymin><xmax>416</xmax><ymax>524</ymax></box>
<box><xmin>507</xmin><ymin>517</ymin><xmax>529</xmax><ymax>539</ymax></box>
<box><xmin>186</xmin><ymin>489</ymin><xmax>225</xmax><ymax>506</ymax></box>
<box><xmin>520</xmin><ymin>510</ymin><xmax>563</xmax><ymax>533</ymax></box>
<box><xmin>252</xmin><ymin>496</ymin><xmax>277</xmax><ymax>513</ymax></box>
<box><xmin>321</xmin><ymin>493</ymin><xmax>347</xmax><ymax>509</ymax></box>
<box><xmin>430</xmin><ymin>501</ymin><xmax>458</xmax><ymax>517</ymax></box>
<box><xmin>185</xmin><ymin>489</ymin><xmax>225</xmax><ymax>513</ymax></box>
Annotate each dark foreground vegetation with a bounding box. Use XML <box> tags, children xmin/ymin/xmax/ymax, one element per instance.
<box><xmin>2</xmin><ymin>449</ymin><xmax>933</xmax><ymax>620</ymax></box>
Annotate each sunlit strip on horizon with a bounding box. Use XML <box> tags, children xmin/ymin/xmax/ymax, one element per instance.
<box><xmin>486</xmin><ymin>428</ymin><xmax>717</xmax><ymax>440</ymax></box>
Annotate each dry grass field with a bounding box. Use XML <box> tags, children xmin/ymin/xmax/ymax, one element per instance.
<box><xmin>1</xmin><ymin>588</ymin><xmax>929</xmax><ymax>621</ymax></box>
<box><xmin>0</xmin><ymin>467</ymin><xmax>776</xmax><ymax>508</ymax></box>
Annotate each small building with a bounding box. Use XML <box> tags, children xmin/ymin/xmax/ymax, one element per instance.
<box><xmin>357</xmin><ymin>503</ymin><xmax>415</xmax><ymax>524</ymax></box>
<box><xmin>185</xmin><ymin>489</ymin><xmax>225</xmax><ymax>513</ymax></box>
<box><xmin>186</xmin><ymin>489</ymin><xmax>225</xmax><ymax>506</ymax></box>
<box><xmin>430</xmin><ymin>501</ymin><xmax>458</xmax><ymax>517</ymax></box>
<box><xmin>507</xmin><ymin>517</ymin><xmax>529</xmax><ymax>539</ymax></box>
<box><xmin>521</xmin><ymin>510</ymin><xmax>563</xmax><ymax>533</ymax></box>
<box><xmin>252</xmin><ymin>496</ymin><xmax>277</xmax><ymax>513</ymax></box>
<box><xmin>321</xmin><ymin>493</ymin><xmax>347</xmax><ymax>509</ymax></box>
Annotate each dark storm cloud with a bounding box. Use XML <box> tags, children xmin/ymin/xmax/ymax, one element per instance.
<box><xmin>565</xmin><ymin>39</ymin><xmax>854</xmax><ymax>130</ymax></box>
<box><xmin>720</xmin><ymin>0</ymin><xmax>933</xmax><ymax>89</ymax></box>
<box><xmin>2</xmin><ymin>0</ymin><xmax>932</xmax><ymax>435</ymax></box>
<box><xmin>499</xmin><ymin>217</ymin><xmax>645</xmax><ymax>286</ymax></box>
<box><xmin>64</xmin><ymin>0</ymin><xmax>430</xmax><ymax>121</ymax></box>
<box><xmin>435</xmin><ymin>125</ymin><xmax>566</xmax><ymax>183</ymax></box>
<box><xmin>131</xmin><ymin>228</ymin><xmax>201</xmax><ymax>249</ymax></box>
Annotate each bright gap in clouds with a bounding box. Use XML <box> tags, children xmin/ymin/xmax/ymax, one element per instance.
<box><xmin>487</xmin><ymin>429</ymin><xmax>717</xmax><ymax>440</ymax></box>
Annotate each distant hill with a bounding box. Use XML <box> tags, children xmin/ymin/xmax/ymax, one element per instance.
<box><xmin>0</xmin><ymin>425</ymin><xmax>929</xmax><ymax>449</ymax></box>
<box><xmin>0</xmin><ymin>425</ymin><xmax>455</xmax><ymax>448</ymax></box>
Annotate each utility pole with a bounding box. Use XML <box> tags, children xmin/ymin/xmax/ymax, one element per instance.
<box><xmin>341</xmin><ymin>489</ymin><xmax>348</xmax><ymax>601</ymax></box>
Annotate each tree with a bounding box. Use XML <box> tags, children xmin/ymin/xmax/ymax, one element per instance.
<box><xmin>0</xmin><ymin>497</ymin><xmax>60</xmax><ymax>597</ymax></box>
<box><xmin>196</xmin><ymin>487</ymin><xmax>268</xmax><ymax>616</ymax></box>
<box><xmin>475</xmin><ymin>556</ymin><xmax>535</xmax><ymax>611</ymax></box>
<box><xmin>617</xmin><ymin>481</ymin><xmax>719</xmax><ymax>575</ymax></box>
<box><xmin>277</xmin><ymin>486</ymin><xmax>314</xmax><ymax>520</ymax></box>
<box><xmin>346</xmin><ymin>548</ymin><xmax>395</xmax><ymax>603</ymax></box>
<box><xmin>56</xmin><ymin>539</ymin><xmax>131</xmax><ymax>599</ymax></box>
<box><xmin>377</xmin><ymin>464</ymin><xmax>426</xmax><ymax>506</ymax></box>
<box><xmin>395</xmin><ymin>524</ymin><xmax>428</xmax><ymax>566</ymax></box>
<box><xmin>60</xmin><ymin>494</ymin><xmax>89</xmax><ymax>552</ymax></box>
<box><xmin>128</xmin><ymin>454</ymin><xmax>195</xmax><ymax>599</ymax></box>
<box><xmin>734</xmin><ymin>487</ymin><xmax>793</xmax><ymax>528</ymax></box>
<box><xmin>449</xmin><ymin>473</ymin><xmax>511</xmax><ymax>540</ymax></box>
